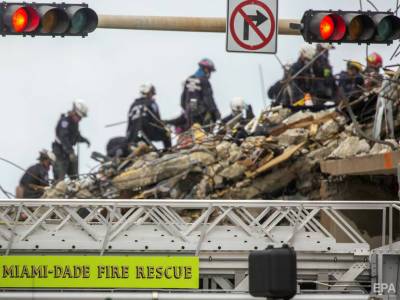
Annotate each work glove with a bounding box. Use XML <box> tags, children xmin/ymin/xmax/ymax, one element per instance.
<box><xmin>69</xmin><ymin>153</ymin><xmax>77</xmax><ymax>162</ymax></box>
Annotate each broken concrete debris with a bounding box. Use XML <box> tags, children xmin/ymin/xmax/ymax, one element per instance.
<box><xmin>278</xmin><ymin>129</ymin><xmax>309</xmax><ymax>146</ymax></box>
<box><xmin>42</xmin><ymin>106</ymin><xmax>400</xmax><ymax>200</ymax></box>
<box><xmin>329</xmin><ymin>136</ymin><xmax>371</xmax><ymax>159</ymax></box>
<box><xmin>369</xmin><ymin>140</ymin><xmax>398</xmax><ymax>155</ymax></box>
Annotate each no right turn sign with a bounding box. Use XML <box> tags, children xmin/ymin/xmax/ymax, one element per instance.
<box><xmin>227</xmin><ymin>0</ymin><xmax>278</xmax><ymax>54</ymax></box>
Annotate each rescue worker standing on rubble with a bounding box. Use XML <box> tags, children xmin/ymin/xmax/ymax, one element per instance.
<box><xmin>338</xmin><ymin>60</ymin><xmax>365</xmax><ymax>100</ymax></box>
<box><xmin>52</xmin><ymin>100</ymin><xmax>90</xmax><ymax>181</ymax></box>
<box><xmin>16</xmin><ymin>150</ymin><xmax>55</xmax><ymax>199</ymax></box>
<box><xmin>180</xmin><ymin>58</ymin><xmax>221</xmax><ymax>129</ymax></box>
<box><xmin>126</xmin><ymin>83</ymin><xmax>171</xmax><ymax>150</ymax></box>
<box><xmin>364</xmin><ymin>52</ymin><xmax>383</xmax><ymax>91</ymax></box>
<box><xmin>349</xmin><ymin>52</ymin><xmax>383</xmax><ymax>122</ymax></box>
<box><xmin>287</xmin><ymin>45</ymin><xmax>316</xmax><ymax>106</ymax></box>
<box><xmin>313</xmin><ymin>44</ymin><xmax>337</xmax><ymax>102</ymax></box>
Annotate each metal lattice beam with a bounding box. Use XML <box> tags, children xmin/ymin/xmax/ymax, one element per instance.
<box><xmin>0</xmin><ymin>199</ymin><xmax>398</xmax><ymax>294</ymax></box>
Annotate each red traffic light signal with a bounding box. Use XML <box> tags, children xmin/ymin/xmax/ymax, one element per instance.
<box><xmin>301</xmin><ymin>10</ymin><xmax>400</xmax><ymax>44</ymax></box>
<box><xmin>4</xmin><ymin>5</ymin><xmax>40</xmax><ymax>33</ymax></box>
<box><xmin>11</xmin><ymin>7</ymin><xmax>28</xmax><ymax>32</ymax></box>
<box><xmin>1</xmin><ymin>2</ymin><xmax>98</xmax><ymax>37</ymax></box>
<box><xmin>317</xmin><ymin>13</ymin><xmax>346</xmax><ymax>41</ymax></box>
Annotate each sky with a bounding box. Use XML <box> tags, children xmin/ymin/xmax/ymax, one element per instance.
<box><xmin>1</xmin><ymin>0</ymin><xmax>399</xmax><ymax>196</ymax></box>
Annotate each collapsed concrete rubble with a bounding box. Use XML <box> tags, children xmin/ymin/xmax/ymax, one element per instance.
<box><xmin>43</xmin><ymin>106</ymin><xmax>400</xmax><ymax>200</ymax></box>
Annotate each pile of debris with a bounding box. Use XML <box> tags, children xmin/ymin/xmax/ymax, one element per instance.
<box><xmin>43</xmin><ymin>106</ymin><xmax>400</xmax><ymax>200</ymax></box>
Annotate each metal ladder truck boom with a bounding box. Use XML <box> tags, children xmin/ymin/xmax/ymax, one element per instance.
<box><xmin>0</xmin><ymin>199</ymin><xmax>399</xmax><ymax>299</ymax></box>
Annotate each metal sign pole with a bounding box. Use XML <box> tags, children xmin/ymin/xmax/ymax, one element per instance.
<box><xmin>98</xmin><ymin>15</ymin><xmax>300</xmax><ymax>35</ymax></box>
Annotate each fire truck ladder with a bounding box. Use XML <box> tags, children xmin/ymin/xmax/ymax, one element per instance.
<box><xmin>0</xmin><ymin>199</ymin><xmax>399</xmax><ymax>300</ymax></box>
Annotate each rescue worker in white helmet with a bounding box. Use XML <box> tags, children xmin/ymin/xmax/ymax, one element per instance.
<box><xmin>222</xmin><ymin>96</ymin><xmax>254</xmax><ymax>124</ymax></box>
<box><xmin>16</xmin><ymin>150</ymin><xmax>56</xmax><ymax>199</ymax></box>
<box><xmin>126</xmin><ymin>83</ymin><xmax>171</xmax><ymax>150</ymax></box>
<box><xmin>221</xmin><ymin>97</ymin><xmax>255</xmax><ymax>144</ymax></box>
<box><xmin>313</xmin><ymin>44</ymin><xmax>337</xmax><ymax>102</ymax></box>
<box><xmin>52</xmin><ymin>100</ymin><xmax>90</xmax><ymax>181</ymax></box>
<box><xmin>287</xmin><ymin>45</ymin><xmax>317</xmax><ymax>105</ymax></box>
<box><xmin>180</xmin><ymin>58</ymin><xmax>221</xmax><ymax>130</ymax></box>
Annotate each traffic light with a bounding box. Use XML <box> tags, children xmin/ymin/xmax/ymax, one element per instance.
<box><xmin>0</xmin><ymin>2</ymin><xmax>98</xmax><ymax>37</ymax></box>
<box><xmin>301</xmin><ymin>10</ymin><xmax>400</xmax><ymax>44</ymax></box>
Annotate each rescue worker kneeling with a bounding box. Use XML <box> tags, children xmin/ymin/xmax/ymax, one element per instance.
<box><xmin>221</xmin><ymin>97</ymin><xmax>255</xmax><ymax>144</ymax></box>
<box><xmin>126</xmin><ymin>83</ymin><xmax>171</xmax><ymax>150</ymax></box>
<box><xmin>222</xmin><ymin>96</ymin><xmax>255</xmax><ymax>125</ymax></box>
<box><xmin>16</xmin><ymin>150</ymin><xmax>55</xmax><ymax>199</ymax></box>
<box><xmin>106</xmin><ymin>136</ymin><xmax>133</xmax><ymax>159</ymax></box>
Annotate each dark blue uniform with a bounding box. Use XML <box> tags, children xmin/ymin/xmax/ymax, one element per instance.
<box><xmin>268</xmin><ymin>80</ymin><xmax>292</xmax><ymax>107</ymax></box>
<box><xmin>127</xmin><ymin>97</ymin><xmax>171</xmax><ymax>149</ymax></box>
<box><xmin>313</xmin><ymin>54</ymin><xmax>337</xmax><ymax>102</ymax></box>
<box><xmin>338</xmin><ymin>71</ymin><xmax>364</xmax><ymax>100</ymax></box>
<box><xmin>181</xmin><ymin>74</ymin><xmax>221</xmax><ymax>129</ymax></box>
<box><xmin>19</xmin><ymin>163</ymin><xmax>49</xmax><ymax>198</ymax></box>
<box><xmin>288</xmin><ymin>59</ymin><xmax>314</xmax><ymax>103</ymax></box>
<box><xmin>52</xmin><ymin>114</ymin><xmax>89</xmax><ymax>181</ymax></box>
<box><xmin>106</xmin><ymin>137</ymin><xmax>131</xmax><ymax>158</ymax></box>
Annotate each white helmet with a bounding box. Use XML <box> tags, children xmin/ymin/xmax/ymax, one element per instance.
<box><xmin>73</xmin><ymin>99</ymin><xmax>88</xmax><ymax>118</ymax></box>
<box><xmin>300</xmin><ymin>44</ymin><xmax>316</xmax><ymax>61</ymax></box>
<box><xmin>231</xmin><ymin>96</ymin><xmax>245</xmax><ymax>114</ymax></box>
<box><xmin>139</xmin><ymin>83</ymin><xmax>156</xmax><ymax>96</ymax></box>
<box><xmin>317</xmin><ymin>43</ymin><xmax>335</xmax><ymax>50</ymax></box>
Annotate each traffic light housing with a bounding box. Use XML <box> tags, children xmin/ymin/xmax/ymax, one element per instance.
<box><xmin>0</xmin><ymin>2</ymin><xmax>98</xmax><ymax>37</ymax></box>
<box><xmin>301</xmin><ymin>10</ymin><xmax>400</xmax><ymax>44</ymax></box>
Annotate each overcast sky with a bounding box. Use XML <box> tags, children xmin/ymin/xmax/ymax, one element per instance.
<box><xmin>1</xmin><ymin>0</ymin><xmax>399</xmax><ymax>196</ymax></box>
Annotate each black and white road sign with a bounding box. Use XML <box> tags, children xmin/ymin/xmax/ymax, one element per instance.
<box><xmin>227</xmin><ymin>0</ymin><xmax>278</xmax><ymax>54</ymax></box>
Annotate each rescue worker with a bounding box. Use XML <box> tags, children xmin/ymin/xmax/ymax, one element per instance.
<box><xmin>364</xmin><ymin>52</ymin><xmax>383</xmax><ymax>91</ymax></box>
<box><xmin>106</xmin><ymin>136</ymin><xmax>132</xmax><ymax>159</ymax></box>
<box><xmin>268</xmin><ymin>63</ymin><xmax>292</xmax><ymax>107</ymax></box>
<box><xmin>52</xmin><ymin>100</ymin><xmax>90</xmax><ymax>181</ymax></box>
<box><xmin>352</xmin><ymin>53</ymin><xmax>384</xmax><ymax>122</ymax></box>
<box><xmin>126</xmin><ymin>83</ymin><xmax>171</xmax><ymax>150</ymax></box>
<box><xmin>313</xmin><ymin>44</ymin><xmax>337</xmax><ymax>102</ymax></box>
<box><xmin>287</xmin><ymin>45</ymin><xmax>317</xmax><ymax>105</ymax></box>
<box><xmin>17</xmin><ymin>150</ymin><xmax>55</xmax><ymax>199</ymax></box>
<box><xmin>221</xmin><ymin>97</ymin><xmax>255</xmax><ymax>144</ymax></box>
<box><xmin>222</xmin><ymin>97</ymin><xmax>255</xmax><ymax>124</ymax></box>
<box><xmin>180</xmin><ymin>58</ymin><xmax>221</xmax><ymax>129</ymax></box>
<box><xmin>338</xmin><ymin>60</ymin><xmax>365</xmax><ymax>100</ymax></box>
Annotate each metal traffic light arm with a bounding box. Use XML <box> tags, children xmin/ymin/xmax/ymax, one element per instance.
<box><xmin>98</xmin><ymin>15</ymin><xmax>301</xmax><ymax>36</ymax></box>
